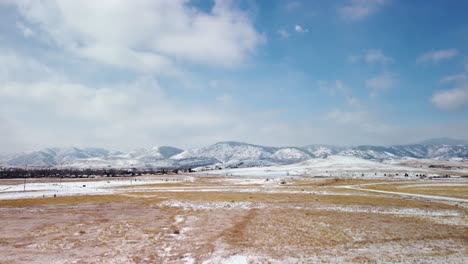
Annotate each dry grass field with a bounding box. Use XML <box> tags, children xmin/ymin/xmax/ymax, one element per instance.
<box><xmin>0</xmin><ymin>175</ymin><xmax>467</xmax><ymax>263</ymax></box>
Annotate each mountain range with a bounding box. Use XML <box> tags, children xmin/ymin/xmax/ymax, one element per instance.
<box><xmin>1</xmin><ymin>138</ymin><xmax>467</xmax><ymax>169</ymax></box>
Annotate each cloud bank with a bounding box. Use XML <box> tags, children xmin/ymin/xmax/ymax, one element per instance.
<box><xmin>5</xmin><ymin>0</ymin><xmax>264</xmax><ymax>72</ymax></box>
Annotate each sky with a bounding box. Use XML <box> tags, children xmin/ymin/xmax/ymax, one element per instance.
<box><xmin>0</xmin><ymin>0</ymin><xmax>468</xmax><ymax>152</ymax></box>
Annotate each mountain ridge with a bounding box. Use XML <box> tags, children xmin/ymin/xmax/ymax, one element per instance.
<box><xmin>1</xmin><ymin>138</ymin><xmax>467</xmax><ymax>168</ymax></box>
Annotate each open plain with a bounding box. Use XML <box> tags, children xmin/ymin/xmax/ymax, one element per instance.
<box><xmin>0</xmin><ymin>170</ymin><xmax>467</xmax><ymax>264</ymax></box>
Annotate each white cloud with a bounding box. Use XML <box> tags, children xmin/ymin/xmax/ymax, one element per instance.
<box><xmin>294</xmin><ymin>24</ymin><xmax>309</xmax><ymax>33</ymax></box>
<box><xmin>433</xmin><ymin>63</ymin><xmax>468</xmax><ymax>110</ymax></box>
<box><xmin>286</xmin><ymin>1</ymin><xmax>302</xmax><ymax>12</ymax></box>
<box><xmin>338</xmin><ymin>0</ymin><xmax>388</xmax><ymax>22</ymax></box>
<box><xmin>15</xmin><ymin>21</ymin><xmax>34</xmax><ymax>38</ymax></box>
<box><xmin>1</xmin><ymin>2</ymin><xmax>467</xmax><ymax>152</ymax></box>
<box><xmin>349</xmin><ymin>49</ymin><xmax>393</xmax><ymax>65</ymax></box>
<box><xmin>277</xmin><ymin>29</ymin><xmax>290</xmax><ymax>39</ymax></box>
<box><xmin>439</xmin><ymin>73</ymin><xmax>467</xmax><ymax>84</ymax></box>
<box><xmin>346</xmin><ymin>97</ymin><xmax>363</xmax><ymax>108</ymax></box>
<box><xmin>1</xmin><ymin>81</ymin><xmax>133</xmax><ymax>121</ymax></box>
<box><xmin>0</xmin><ymin>51</ymin><xmax>311</xmax><ymax>152</ymax></box>
<box><xmin>324</xmin><ymin>108</ymin><xmax>468</xmax><ymax>145</ymax></box>
<box><xmin>319</xmin><ymin>80</ymin><xmax>363</xmax><ymax>108</ymax></box>
<box><xmin>0</xmin><ymin>51</ymin><xmax>234</xmax><ymax>151</ymax></box>
<box><xmin>278</xmin><ymin>25</ymin><xmax>308</xmax><ymax>37</ymax></box>
<box><xmin>366</xmin><ymin>72</ymin><xmax>394</xmax><ymax>97</ymax></box>
<box><xmin>431</xmin><ymin>84</ymin><xmax>468</xmax><ymax>111</ymax></box>
<box><xmin>0</xmin><ymin>76</ymin><xmax>234</xmax><ymax>150</ymax></box>
<box><xmin>365</xmin><ymin>49</ymin><xmax>393</xmax><ymax>64</ymax></box>
<box><xmin>326</xmin><ymin>109</ymin><xmax>392</xmax><ymax>133</ymax></box>
<box><xmin>1</xmin><ymin>52</ymin><xmax>465</xmax><ymax>151</ymax></box>
<box><xmin>417</xmin><ymin>49</ymin><xmax>458</xmax><ymax>65</ymax></box>
<box><xmin>0</xmin><ymin>50</ymin><xmax>55</xmax><ymax>82</ymax></box>
<box><xmin>0</xmin><ymin>116</ymin><xmax>31</xmax><ymax>152</ymax></box>
<box><xmin>5</xmin><ymin>0</ymin><xmax>263</xmax><ymax>72</ymax></box>
<box><xmin>318</xmin><ymin>80</ymin><xmax>350</xmax><ymax>96</ymax></box>
<box><xmin>0</xmin><ymin>51</ymin><xmax>421</xmax><ymax>152</ymax></box>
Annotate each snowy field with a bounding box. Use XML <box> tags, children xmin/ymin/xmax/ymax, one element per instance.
<box><xmin>0</xmin><ymin>176</ymin><xmax>193</xmax><ymax>200</ymax></box>
<box><xmin>0</xmin><ymin>160</ymin><xmax>467</xmax><ymax>263</ymax></box>
<box><xmin>202</xmin><ymin>155</ymin><xmax>467</xmax><ymax>177</ymax></box>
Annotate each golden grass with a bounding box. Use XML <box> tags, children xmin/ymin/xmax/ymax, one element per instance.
<box><xmin>288</xmin><ymin>178</ymin><xmax>385</xmax><ymax>187</ymax></box>
<box><xmin>367</xmin><ymin>183</ymin><xmax>468</xmax><ymax>199</ymax></box>
<box><xmin>1</xmin><ymin>177</ymin><xmax>467</xmax><ymax>263</ymax></box>
<box><xmin>218</xmin><ymin>208</ymin><xmax>468</xmax><ymax>259</ymax></box>
<box><xmin>0</xmin><ymin>194</ymin><xmax>161</xmax><ymax>207</ymax></box>
<box><xmin>126</xmin><ymin>189</ymin><xmax>461</xmax><ymax>213</ymax></box>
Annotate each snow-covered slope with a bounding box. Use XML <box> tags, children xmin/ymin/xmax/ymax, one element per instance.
<box><xmin>2</xmin><ymin>138</ymin><xmax>467</xmax><ymax>169</ymax></box>
<box><xmin>113</xmin><ymin>146</ymin><xmax>183</xmax><ymax>162</ymax></box>
<box><xmin>172</xmin><ymin>142</ymin><xmax>274</xmax><ymax>162</ymax></box>
<box><xmin>72</xmin><ymin>146</ymin><xmax>185</xmax><ymax>168</ymax></box>
<box><xmin>205</xmin><ymin>155</ymin><xmax>425</xmax><ymax>177</ymax></box>
<box><xmin>301</xmin><ymin>145</ymin><xmax>343</xmax><ymax>157</ymax></box>
<box><xmin>172</xmin><ymin>142</ymin><xmax>314</xmax><ymax>167</ymax></box>
<box><xmin>6</xmin><ymin>147</ymin><xmax>110</xmax><ymax>167</ymax></box>
<box><xmin>5</xmin><ymin>146</ymin><xmax>183</xmax><ymax>168</ymax></box>
<box><xmin>302</xmin><ymin>143</ymin><xmax>468</xmax><ymax>161</ymax></box>
<box><xmin>272</xmin><ymin>148</ymin><xmax>313</xmax><ymax>162</ymax></box>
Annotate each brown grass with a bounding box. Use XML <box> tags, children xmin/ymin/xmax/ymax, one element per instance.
<box><xmin>367</xmin><ymin>183</ymin><xmax>468</xmax><ymax>199</ymax></box>
<box><xmin>126</xmin><ymin>189</ymin><xmax>460</xmax><ymax>212</ymax></box>
<box><xmin>0</xmin><ymin>194</ymin><xmax>162</xmax><ymax>207</ymax></box>
<box><xmin>0</xmin><ymin>176</ymin><xmax>467</xmax><ymax>263</ymax></box>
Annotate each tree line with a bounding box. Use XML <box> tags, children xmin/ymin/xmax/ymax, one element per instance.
<box><xmin>0</xmin><ymin>167</ymin><xmax>194</xmax><ymax>179</ymax></box>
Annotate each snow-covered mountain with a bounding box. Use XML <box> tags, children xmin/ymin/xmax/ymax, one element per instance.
<box><xmin>207</xmin><ymin>155</ymin><xmax>427</xmax><ymax>177</ymax></box>
<box><xmin>2</xmin><ymin>146</ymin><xmax>182</xmax><ymax>168</ymax></box>
<box><xmin>5</xmin><ymin>147</ymin><xmax>110</xmax><ymax>167</ymax></box>
<box><xmin>301</xmin><ymin>145</ymin><xmax>344</xmax><ymax>157</ymax></box>
<box><xmin>1</xmin><ymin>138</ymin><xmax>467</xmax><ymax>169</ymax></box>
<box><xmin>302</xmin><ymin>139</ymin><xmax>468</xmax><ymax>161</ymax></box>
<box><xmin>171</xmin><ymin>141</ymin><xmax>314</xmax><ymax>166</ymax></box>
<box><xmin>336</xmin><ymin>144</ymin><xmax>468</xmax><ymax>160</ymax></box>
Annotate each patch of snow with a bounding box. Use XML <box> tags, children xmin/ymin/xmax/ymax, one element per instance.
<box><xmin>316</xmin><ymin>206</ymin><xmax>462</xmax><ymax>217</ymax></box>
<box><xmin>206</xmin><ymin>155</ymin><xmax>426</xmax><ymax>178</ymax></box>
<box><xmin>203</xmin><ymin>255</ymin><xmax>249</xmax><ymax>264</ymax></box>
<box><xmin>183</xmin><ymin>255</ymin><xmax>196</xmax><ymax>264</ymax></box>
<box><xmin>0</xmin><ymin>178</ymin><xmax>190</xmax><ymax>200</ymax></box>
<box><xmin>160</xmin><ymin>201</ymin><xmax>265</xmax><ymax>210</ymax></box>
<box><xmin>175</xmin><ymin>215</ymin><xmax>184</xmax><ymax>224</ymax></box>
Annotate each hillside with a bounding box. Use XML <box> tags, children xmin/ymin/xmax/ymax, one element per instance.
<box><xmin>1</xmin><ymin>138</ymin><xmax>467</xmax><ymax>169</ymax></box>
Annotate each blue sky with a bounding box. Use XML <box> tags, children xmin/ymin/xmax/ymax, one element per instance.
<box><xmin>0</xmin><ymin>0</ymin><xmax>467</xmax><ymax>152</ymax></box>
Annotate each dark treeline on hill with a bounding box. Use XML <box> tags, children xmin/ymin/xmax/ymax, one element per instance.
<box><xmin>0</xmin><ymin>167</ymin><xmax>194</xmax><ymax>179</ymax></box>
